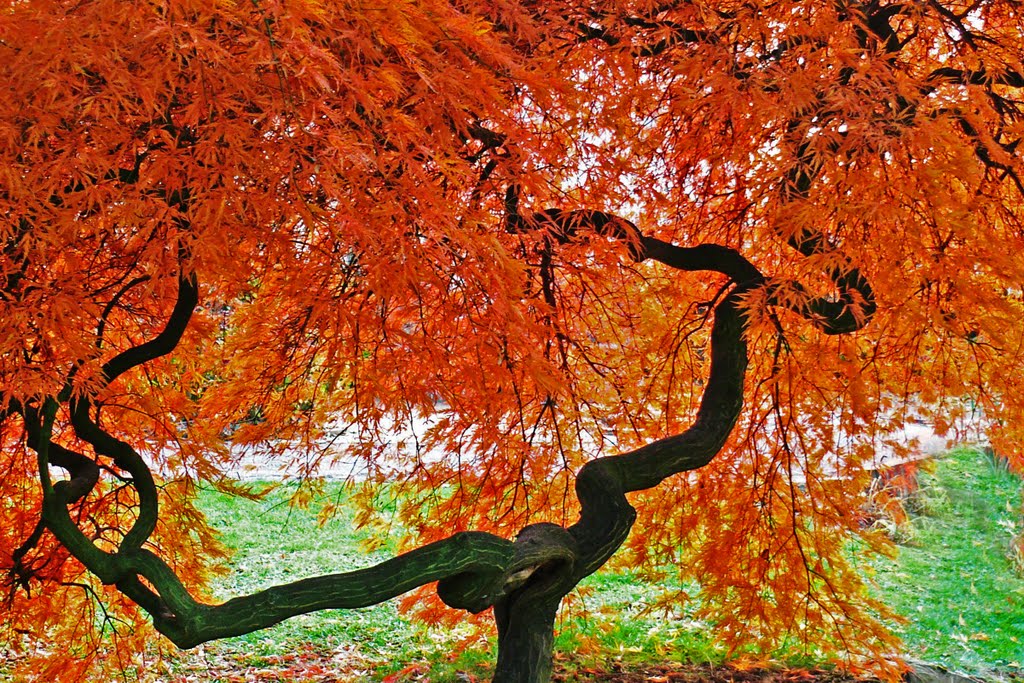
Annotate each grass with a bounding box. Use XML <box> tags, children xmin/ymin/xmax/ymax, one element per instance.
<box><xmin>869</xmin><ymin>447</ymin><xmax>1024</xmax><ymax>673</ymax></box>
<box><xmin>179</xmin><ymin>447</ymin><xmax>1024</xmax><ymax>680</ymax></box>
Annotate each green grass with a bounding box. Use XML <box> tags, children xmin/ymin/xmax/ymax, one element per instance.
<box><xmin>870</xmin><ymin>447</ymin><xmax>1024</xmax><ymax>673</ymax></box>
<box><xmin>183</xmin><ymin>447</ymin><xmax>1024</xmax><ymax>679</ymax></box>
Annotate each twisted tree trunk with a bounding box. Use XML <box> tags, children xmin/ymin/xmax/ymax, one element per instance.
<box><xmin>487</xmin><ymin>276</ymin><xmax>753</xmax><ymax>682</ymax></box>
<box><xmin>482</xmin><ymin>212</ymin><xmax>874</xmax><ymax>681</ymax></box>
<box><xmin>493</xmin><ymin>591</ymin><xmax>561</xmax><ymax>682</ymax></box>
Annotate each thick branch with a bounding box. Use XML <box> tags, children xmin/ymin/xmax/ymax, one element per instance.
<box><xmin>22</xmin><ymin>405</ymin><xmax>519</xmax><ymax>648</ymax></box>
<box><xmin>519</xmin><ymin>202</ymin><xmax>876</xmax><ymax>580</ymax></box>
<box><xmin>100</xmin><ymin>270</ymin><xmax>198</xmax><ymax>384</ymax></box>
<box><xmin>68</xmin><ymin>262</ymin><xmax>199</xmax><ymax>550</ymax></box>
<box><xmin>18</xmin><ymin>242</ymin><xmax>199</xmax><ymax>611</ymax></box>
<box><xmin>155</xmin><ymin>531</ymin><xmax>515</xmax><ymax>648</ymax></box>
<box><xmin>69</xmin><ymin>402</ymin><xmax>159</xmax><ymax>551</ymax></box>
<box><xmin>48</xmin><ymin>441</ymin><xmax>101</xmax><ymax>504</ymax></box>
<box><xmin>25</xmin><ymin>410</ymin><xmax>123</xmax><ymax>587</ymax></box>
<box><xmin>640</xmin><ymin>237</ymin><xmax>762</xmax><ymax>282</ymax></box>
<box><xmin>568</xmin><ymin>283</ymin><xmax>751</xmax><ymax>576</ymax></box>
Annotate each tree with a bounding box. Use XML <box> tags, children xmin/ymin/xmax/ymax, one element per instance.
<box><xmin>2</xmin><ymin>0</ymin><xmax>1023</xmax><ymax>680</ymax></box>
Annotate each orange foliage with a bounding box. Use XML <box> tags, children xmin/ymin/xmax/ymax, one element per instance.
<box><xmin>2</xmin><ymin>0</ymin><xmax>1023</xmax><ymax>680</ymax></box>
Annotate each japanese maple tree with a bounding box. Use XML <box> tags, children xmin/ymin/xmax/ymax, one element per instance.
<box><xmin>2</xmin><ymin>0</ymin><xmax>1023</xmax><ymax>681</ymax></box>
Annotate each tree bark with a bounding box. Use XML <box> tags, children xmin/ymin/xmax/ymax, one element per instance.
<box><xmin>492</xmin><ymin>593</ymin><xmax>561</xmax><ymax>683</ymax></box>
<box><xmin>489</xmin><ymin>523</ymin><xmax>581</xmax><ymax>682</ymax></box>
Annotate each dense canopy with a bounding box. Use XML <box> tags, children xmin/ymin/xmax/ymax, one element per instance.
<box><xmin>1</xmin><ymin>0</ymin><xmax>1023</xmax><ymax>681</ymax></box>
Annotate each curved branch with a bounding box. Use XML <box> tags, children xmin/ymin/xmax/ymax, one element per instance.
<box><xmin>111</xmin><ymin>522</ymin><xmax>581</xmax><ymax>650</ymax></box>
<box><xmin>24</xmin><ymin>402</ymin><xmax>126</xmax><ymax>587</ymax></box>
<box><xmin>17</xmin><ymin>247</ymin><xmax>199</xmax><ymax>607</ymax></box>
<box><xmin>25</xmin><ymin>414</ymin><xmax>526</xmax><ymax>653</ymax></box>
<box><xmin>537</xmin><ymin>208</ymin><xmax>875</xmax><ymax>335</ymax></box>
<box><xmin>568</xmin><ymin>281</ymin><xmax>752</xmax><ymax>576</ymax></box>
<box><xmin>100</xmin><ymin>269</ymin><xmax>198</xmax><ymax>384</ymax></box>
<box><xmin>640</xmin><ymin>237</ymin><xmax>763</xmax><ymax>282</ymax></box>
<box><xmin>151</xmin><ymin>531</ymin><xmax>515</xmax><ymax>648</ymax></box>
<box><xmin>48</xmin><ymin>441</ymin><xmax>101</xmax><ymax>504</ymax></box>
<box><xmin>69</xmin><ymin>402</ymin><xmax>159</xmax><ymax>551</ymax></box>
<box><xmin>67</xmin><ymin>260</ymin><xmax>199</xmax><ymax>551</ymax></box>
<box><xmin>506</xmin><ymin>205</ymin><xmax>876</xmax><ymax>581</ymax></box>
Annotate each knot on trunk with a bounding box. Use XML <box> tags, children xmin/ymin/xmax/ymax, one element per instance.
<box><xmin>436</xmin><ymin>523</ymin><xmax>580</xmax><ymax>614</ymax></box>
<box><xmin>503</xmin><ymin>523</ymin><xmax>579</xmax><ymax>595</ymax></box>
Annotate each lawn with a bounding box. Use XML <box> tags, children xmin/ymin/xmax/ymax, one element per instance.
<box><xmin>868</xmin><ymin>448</ymin><xmax>1024</xmax><ymax>673</ymax></box>
<box><xmin>168</xmin><ymin>447</ymin><xmax>1024</xmax><ymax>681</ymax></box>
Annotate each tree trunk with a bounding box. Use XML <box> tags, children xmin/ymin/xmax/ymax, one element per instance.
<box><xmin>492</xmin><ymin>592</ymin><xmax>561</xmax><ymax>683</ymax></box>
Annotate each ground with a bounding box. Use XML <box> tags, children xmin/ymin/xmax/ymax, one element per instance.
<box><xmin>167</xmin><ymin>651</ymin><xmax>878</xmax><ymax>683</ymax></box>
<box><xmin>164</xmin><ymin>647</ymin><xmax>1010</xmax><ymax>683</ymax></box>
